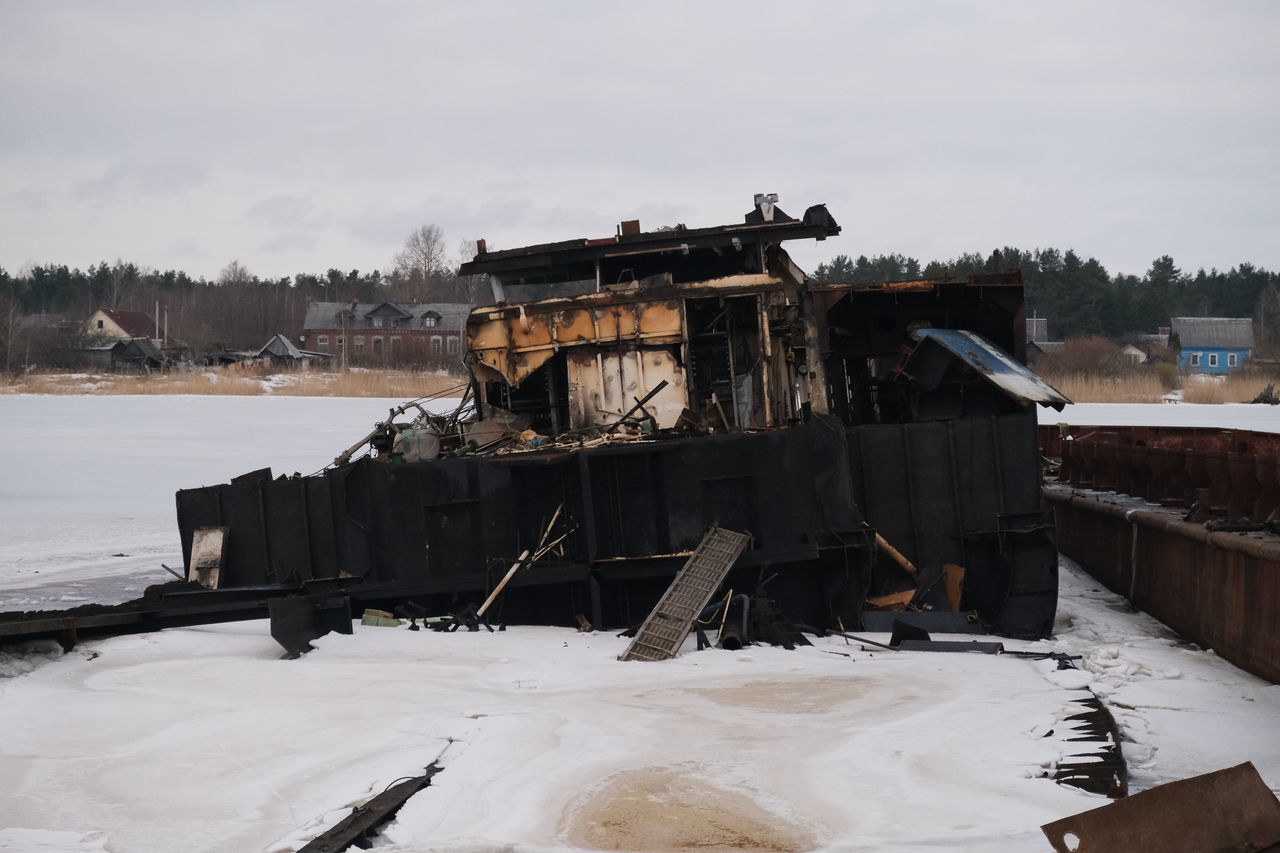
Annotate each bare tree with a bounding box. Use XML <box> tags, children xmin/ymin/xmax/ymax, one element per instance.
<box><xmin>394</xmin><ymin>225</ymin><xmax>449</xmax><ymax>281</ymax></box>
<box><xmin>218</xmin><ymin>259</ymin><xmax>254</xmax><ymax>285</ymax></box>
<box><xmin>453</xmin><ymin>238</ymin><xmax>489</xmax><ymax>304</ymax></box>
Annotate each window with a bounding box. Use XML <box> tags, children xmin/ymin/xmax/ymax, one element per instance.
<box><xmin>446</xmin><ymin>336</ymin><xmax>459</xmax><ymax>355</ymax></box>
<box><xmin>372</xmin><ymin>318</ymin><xmax>384</xmax><ymax>328</ymax></box>
<box><xmin>423</xmin><ymin>312</ymin><xmax>440</xmax><ymax>329</ymax></box>
<box><xmin>353</xmin><ymin>335</ymin><xmax>365</xmax><ymax>355</ymax></box>
<box><xmin>373</xmin><ymin>337</ymin><xmax>383</xmax><ymax>355</ymax></box>
<box><xmin>317</xmin><ymin>335</ymin><xmax>329</xmax><ymax>347</ymax></box>
<box><xmin>390</xmin><ymin>337</ymin><xmax>400</xmax><ymax>357</ymax></box>
<box><xmin>1208</xmin><ymin>353</ymin><xmax>1218</xmax><ymax>367</ymax></box>
<box><xmin>336</xmin><ymin>337</ymin><xmax>345</xmax><ymax>354</ymax></box>
<box><xmin>1189</xmin><ymin>353</ymin><xmax>1201</xmax><ymax>367</ymax></box>
<box><xmin>97</xmin><ymin>319</ymin><xmax>104</xmax><ymax>330</ymax></box>
<box><xmin>1228</xmin><ymin>353</ymin><xmax>1238</xmax><ymax>367</ymax></box>
<box><xmin>431</xmin><ymin>336</ymin><xmax>443</xmax><ymax>356</ymax></box>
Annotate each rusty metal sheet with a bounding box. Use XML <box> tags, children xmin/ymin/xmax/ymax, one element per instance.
<box><xmin>1042</xmin><ymin>762</ymin><xmax>1280</xmax><ymax>853</ymax></box>
<box><xmin>473</xmin><ymin>346</ymin><xmax>557</xmax><ymax>388</ymax></box>
<box><xmin>908</xmin><ymin>328</ymin><xmax>1070</xmax><ymax>409</ymax></box>
<box><xmin>468</xmin><ymin>299</ymin><xmax>686</xmax><ymax>387</ymax></box>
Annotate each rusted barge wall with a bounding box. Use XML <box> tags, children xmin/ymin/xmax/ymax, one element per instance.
<box><xmin>176</xmin><ymin>411</ymin><xmax>1058</xmax><ymax>637</ymax></box>
<box><xmin>1045</xmin><ymin>485</ymin><xmax>1280</xmax><ymax>684</ymax></box>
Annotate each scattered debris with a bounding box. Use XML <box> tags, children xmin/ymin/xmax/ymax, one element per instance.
<box><xmin>476</xmin><ymin>503</ymin><xmax>575</xmax><ymax>620</ymax></box>
<box><xmin>360</xmin><ymin>609</ymin><xmax>401</xmax><ymax>627</ymax></box>
<box><xmin>1042</xmin><ymin>762</ymin><xmax>1280</xmax><ymax>853</ymax></box>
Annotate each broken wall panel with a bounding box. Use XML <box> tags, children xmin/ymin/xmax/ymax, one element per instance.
<box><xmin>566</xmin><ymin>348</ymin><xmax>689</xmax><ymax>429</ymax></box>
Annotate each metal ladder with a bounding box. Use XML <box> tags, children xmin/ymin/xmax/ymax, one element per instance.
<box><xmin>618</xmin><ymin>527</ymin><xmax>751</xmax><ymax>662</ymax></box>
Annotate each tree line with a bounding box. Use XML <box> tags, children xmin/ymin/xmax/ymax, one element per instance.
<box><xmin>0</xmin><ymin>225</ymin><xmax>489</xmax><ymax>371</ymax></box>
<box><xmin>812</xmin><ymin>248</ymin><xmax>1280</xmax><ymax>353</ymax></box>
<box><xmin>5</xmin><ymin>232</ymin><xmax>1279</xmax><ymax>372</ymax></box>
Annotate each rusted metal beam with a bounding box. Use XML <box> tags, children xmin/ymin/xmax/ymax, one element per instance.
<box><xmin>298</xmin><ymin>762</ymin><xmax>444</xmax><ymax>853</ymax></box>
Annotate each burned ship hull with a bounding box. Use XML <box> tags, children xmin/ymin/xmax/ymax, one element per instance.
<box><xmin>176</xmin><ymin>409</ymin><xmax>1056</xmax><ymax>635</ymax></box>
<box><xmin>175</xmin><ymin>199</ymin><xmax>1067</xmax><ymax>639</ymax></box>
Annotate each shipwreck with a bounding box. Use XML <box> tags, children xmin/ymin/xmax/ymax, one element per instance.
<box><xmin>168</xmin><ymin>195</ymin><xmax>1069</xmax><ymax>644</ymax></box>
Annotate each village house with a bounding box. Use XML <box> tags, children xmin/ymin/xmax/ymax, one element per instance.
<box><xmin>1172</xmin><ymin>317</ymin><xmax>1255</xmax><ymax>374</ymax></box>
<box><xmin>80</xmin><ymin>307</ymin><xmax>188</xmax><ymax>371</ymax></box>
<box><xmin>83</xmin><ymin>308</ymin><xmax>160</xmax><ymax>347</ymax></box>
<box><xmin>301</xmin><ymin>302</ymin><xmax>471</xmax><ymax>368</ymax></box>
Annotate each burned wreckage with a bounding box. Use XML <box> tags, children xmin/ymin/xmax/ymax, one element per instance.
<box><xmin>174</xmin><ymin>198</ymin><xmax>1069</xmax><ymax>645</ymax></box>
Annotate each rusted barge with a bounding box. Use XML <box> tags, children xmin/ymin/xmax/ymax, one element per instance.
<box><xmin>1</xmin><ymin>198</ymin><xmax>1071</xmax><ymax>650</ymax></box>
<box><xmin>1041</xmin><ymin>423</ymin><xmax>1280</xmax><ymax>683</ymax></box>
<box><xmin>168</xmin><ymin>198</ymin><xmax>1069</xmax><ymax>642</ymax></box>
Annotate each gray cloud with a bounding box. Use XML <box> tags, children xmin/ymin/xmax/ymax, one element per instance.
<box><xmin>73</xmin><ymin>158</ymin><xmax>206</xmax><ymax>202</ymax></box>
<box><xmin>0</xmin><ymin>1</ymin><xmax>1276</xmax><ymax>280</ymax></box>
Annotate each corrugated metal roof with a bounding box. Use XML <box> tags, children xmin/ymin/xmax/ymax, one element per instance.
<box><xmin>911</xmin><ymin>328</ymin><xmax>1071</xmax><ymax>409</ymax></box>
<box><xmin>1171</xmin><ymin>317</ymin><xmax>1255</xmax><ymax>349</ymax></box>
<box><xmin>303</xmin><ymin>302</ymin><xmax>471</xmax><ymax>332</ymax></box>
<box><xmin>257</xmin><ymin>333</ymin><xmax>303</xmax><ymax>359</ymax></box>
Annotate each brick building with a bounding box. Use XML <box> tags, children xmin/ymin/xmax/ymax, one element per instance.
<box><xmin>300</xmin><ymin>301</ymin><xmax>471</xmax><ymax>368</ymax></box>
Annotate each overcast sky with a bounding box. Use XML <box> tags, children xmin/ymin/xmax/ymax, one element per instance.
<box><xmin>1</xmin><ymin>1</ymin><xmax>1277</xmax><ymax>281</ymax></box>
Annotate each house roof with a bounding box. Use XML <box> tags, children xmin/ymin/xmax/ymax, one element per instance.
<box><xmin>112</xmin><ymin>337</ymin><xmax>163</xmax><ymax>362</ymax></box>
<box><xmin>257</xmin><ymin>333</ymin><xmax>332</xmax><ymax>360</ymax></box>
<box><xmin>98</xmin><ymin>308</ymin><xmax>157</xmax><ymax>338</ymax></box>
<box><xmin>1171</xmin><ymin>317</ymin><xmax>1255</xmax><ymax>349</ymax></box>
<box><xmin>258</xmin><ymin>333</ymin><xmax>304</xmax><ymax>360</ymax></box>
<box><xmin>366</xmin><ymin>302</ymin><xmax>414</xmax><ymax>318</ymax></box>
<box><xmin>302</xmin><ymin>302</ymin><xmax>471</xmax><ymax>332</ymax></box>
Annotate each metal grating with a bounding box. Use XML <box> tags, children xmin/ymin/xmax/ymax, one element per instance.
<box><xmin>618</xmin><ymin>527</ymin><xmax>751</xmax><ymax>662</ymax></box>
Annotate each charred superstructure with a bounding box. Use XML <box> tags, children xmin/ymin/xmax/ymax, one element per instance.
<box><xmin>173</xmin><ymin>198</ymin><xmax>1068</xmax><ymax>639</ymax></box>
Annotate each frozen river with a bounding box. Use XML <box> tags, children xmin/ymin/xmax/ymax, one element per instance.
<box><xmin>0</xmin><ymin>394</ymin><xmax>1277</xmax><ymax>851</ymax></box>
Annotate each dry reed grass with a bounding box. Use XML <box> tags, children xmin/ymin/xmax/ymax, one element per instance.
<box><xmin>1035</xmin><ymin>371</ymin><xmax>1168</xmax><ymax>404</ymax></box>
<box><xmin>1</xmin><ymin>368</ymin><xmax>467</xmax><ymax>399</ymax></box>
<box><xmin>1180</xmin><ymin>372</ymin><xmax>1280</xmax><ymax>404</ymax></box>
<box><xmin>1038</xmin><ymin>367</ymin><xmax>1280</xmax><ymax>404</ymax></box>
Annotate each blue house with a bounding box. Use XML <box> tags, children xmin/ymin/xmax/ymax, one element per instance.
<box><xmin>1172</xmin><ymin>317</ymin><xmax>1254</xmax><ymax>374</ymax></box>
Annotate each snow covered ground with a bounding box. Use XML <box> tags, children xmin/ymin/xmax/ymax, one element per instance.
<box><xmin>1</xmin><ymin>394</ymin><xmax>1278</xmax><ymax>851</ymax></box>
<box><xmin>0</xmin><ymin>560</ymin><xmax>1277</xmax><ymax>852</ymax></box>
